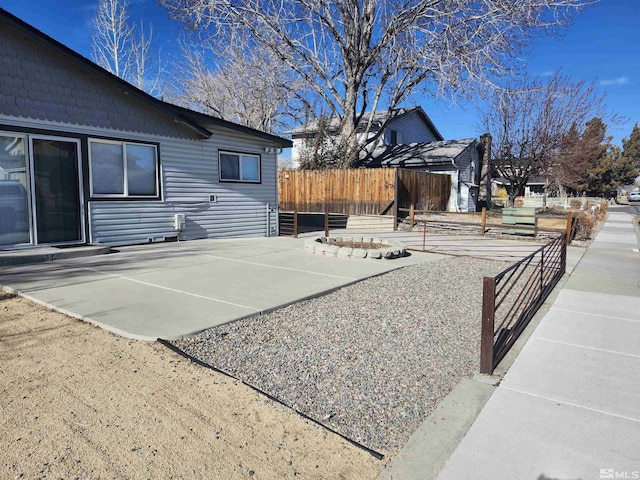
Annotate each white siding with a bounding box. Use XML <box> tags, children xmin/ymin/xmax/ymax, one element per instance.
<box><xmin>1</xmin><ymin>115</ymin><xmax>279</xmax><ymax>245</ymax></box>
<box><xmin>452</xmin><ymin>142</ymin><xmax>480</xmax><ymax>212</ymax></box>
<box><xmin>384</xmin><ymin>111</ymin><xmax>439</xmax><ymax>144</ymax></box>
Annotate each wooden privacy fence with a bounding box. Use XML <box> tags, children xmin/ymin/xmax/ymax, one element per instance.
<box><xmin>396</xmin><ymin>169</ymin><xmax>450</xmax><ymax>212</ymax></box>
<box><xmin>278</xmin><ymin>168</ymin><xmax>451</xmax><ymax>218</ymax></box>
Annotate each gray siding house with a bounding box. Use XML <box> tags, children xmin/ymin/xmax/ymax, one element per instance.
<box><xmin>0</xmin><ymin>9</ymin><xmax>291</xmax><ymax>250</ymax></box>
<box><xmin>285</xmin><ymin>106</ymin><xmax>444</xmax><ymax>166</ymax></box>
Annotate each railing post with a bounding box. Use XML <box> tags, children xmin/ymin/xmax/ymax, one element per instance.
<box><xmin>324</xmin><ymin>209</ymin><xmax>329</xmax><ymax>238</ymax></box>
<box><xmin>293</xmin><ymin>209</ymin><xmax>298</xmax><ymax>238</ymax></box>
<box><xmin>565</xmin><ymin>212</ymin><xmax>573</xmax><ymax>242</ymax></box>
<box><xmin>480</xmin><ymin>277</ymin><xmax>496</xmax><ymax>375</ymax></box>
<box><xmin>540</xmin><ymin>249</ymin><xmax>544</xmax><ymax>293</ymax></box>
<box><xmin>422</xmin><ymin>220</ymin><xmax>427</xmax><ymax>251</ymax></box>
<box><xmin>561</xmin><ymin>233</ymin><xmax>567</xmax><ymax>275</ymax></box>
<box><xmin>480</xmin><ymin>207</ymin><xmax>487</xmax><ymax>235</ymax></box>
<box><xmin>393</xmin><ymin>168</ymin><xmax>399</xmax><ymax>231</ymax></box>
<box><xmin>410</xmin><ymin>203</ymin><xmax>415</xmax><ymax>229</ymax></box>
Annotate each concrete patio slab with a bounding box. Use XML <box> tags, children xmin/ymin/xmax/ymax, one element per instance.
<box><xmin>11</xmin><ymin>275</ymin><xmax>257</xmax><ymax>340</ymax></box>
<box><xmin>437</xmin><ymin>387</ymin><xmax>640</xmax><ymax>480</ymax></box>
<box><xmin>0</xmin><ymin>237</ymin><xmax>440</xmax><ymax>340</ymax></box>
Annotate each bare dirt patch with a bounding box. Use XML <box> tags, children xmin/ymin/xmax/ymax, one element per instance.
<box><xmin>0</xmin><ymin>292</ymin><xmax>379</xmax><ymax>479</ymax></box>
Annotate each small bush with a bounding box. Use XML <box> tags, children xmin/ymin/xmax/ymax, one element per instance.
<box><xmin>570</xmin><ymin>199</ymin><xmax>582</xmax><ymax>210</ymax></box>
<box><xmin>574</xmin><ymin>212</ymin><xmax>595</xmax><ymax>240</ymax></box>
<box><xmin>597</xmin><ymin>200</ymin><xmax>608</xmax><ymax>221</ymax></box>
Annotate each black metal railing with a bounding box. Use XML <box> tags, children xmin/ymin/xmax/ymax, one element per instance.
<box><xmin>279</xmin><ymin>210</ymin><xmax>391</xmax><ymax>237</ymax></box>
<box><xmin>480</xmin><ymin>233</ymin><xmax>567</xmax><ymax>374</ymax></box>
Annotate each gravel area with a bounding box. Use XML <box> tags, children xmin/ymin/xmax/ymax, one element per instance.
<box><xmin>172</xmin><ymin>256</ymin><xmax>507</xmax><ymax>455</ymax></box>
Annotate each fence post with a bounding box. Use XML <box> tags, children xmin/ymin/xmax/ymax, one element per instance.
<box><xmin>410</xmin><ymin>203</ymin><xmax>415</xmax><ymax>229</ymax></box>
<box><xmin>393</xmin><ymin>168</ymin><xmax>399</xmax><ymax>231</ymax></box>
<box><xmin>480</xmin><ymin>277</ymin><xmax>496</xmax><ymax>375</ymax></box>
<box><xmin>422</xmin><ymin>220</ymin><xmax>427</xmax><ymax>251</ymax></box>
<box><xmin>293</xmin><ymin>209</ymin><xmax>298</xmax><ymax>238</ymax></box>
<box><xmin>540</xmin><ymin>249</ymin><xmax>545</xmax><ymax>293</ymax></box>
<box><xmin>480</xmin><ymin>207</ymin><xmax>487</xmax><ymax>235</ymax></box>
<box><xmin>324</xmin><ymin>209</ymin><xmax>329</xmax><ymax>238</ymax></box>
<box><xmin>565</xmin><ymin>212</ymin><xmax>573</xmax><ymax>242</ymax></box>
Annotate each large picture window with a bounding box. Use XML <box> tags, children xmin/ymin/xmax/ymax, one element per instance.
<box><xmin>219</xmin><ymin>151</ymin><xmax>261</xmax><ymax>183</ymax></box>
<box><xmin>89</xmin><ymin>139</ymin><xmax>159</xmax><ymax>198</ymax></box>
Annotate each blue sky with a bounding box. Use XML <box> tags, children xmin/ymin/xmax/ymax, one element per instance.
<box><xmin>0</xmin><ymin>0</ymin><xmax>638</xmax><ymax>146</ymax></box>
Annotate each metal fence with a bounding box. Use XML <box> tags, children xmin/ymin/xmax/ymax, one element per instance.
<box><xmin>480</xmin><ymin>234</ymin><xmax>567</xmax><ymax>374</ymax></box>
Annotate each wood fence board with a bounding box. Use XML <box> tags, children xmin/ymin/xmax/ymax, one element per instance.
<box><xmin>278</xmin><ymin>168</ymin><xmax>450</xmax><ymax>215</ymax></box>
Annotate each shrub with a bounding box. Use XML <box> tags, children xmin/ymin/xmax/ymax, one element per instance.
<box><xmin>570</xmin><ymin>199</ymin><xmax>582</xmax><ymax>210</ymax></box>
<box><xmin>597</xmin><ymin>200</ymin><xmax>608</xmax><ymax>221</ymax></box>
<box><xmin>574</xmin><ymin>212</ymin><xmax>595</xmax><ymax>240</ymax></box>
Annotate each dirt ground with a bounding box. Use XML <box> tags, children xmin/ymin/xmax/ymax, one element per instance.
<box><xmin>0</xmin><ymin>293</ymin><xmax>380</xmax><ymax>479</ymax></box>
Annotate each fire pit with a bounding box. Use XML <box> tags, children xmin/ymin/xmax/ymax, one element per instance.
<box><xmin>304</xmin><ymin>236</ymin><xmax>407</xmax><ymax>259</ymax></box>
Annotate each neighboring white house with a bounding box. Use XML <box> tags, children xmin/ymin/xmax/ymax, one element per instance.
<box><xmin>283</xmin><ymin>107</ymin><xmax>484</xmax><ymax>212</ymax></box>
<box><xmin>284</xmin><ymin>106</ymin><xmax>444</xmax><ymax>166</ymax></box>
<box><xmin>0</xmin><ymin>8</ymin><xmax>291</xmax><ymax>250</ymax></box>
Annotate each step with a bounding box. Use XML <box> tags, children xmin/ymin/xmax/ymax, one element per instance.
<box><xmin>0</xmin><ymin>244</ymin><xmax>112</xmax><ymax>267</ymax></box>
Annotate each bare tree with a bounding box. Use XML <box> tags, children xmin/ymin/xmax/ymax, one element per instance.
<box><xmin>172</xmin><ymin>33</ymin><xmax>305</xmax><ymax>134</ymax></box>
<box><xmin>482</xmin><ymin>72</ymin><xmax>605</xmax><ymax>206</ymax></box>
<box><xmin>160</xmin><ymin>0</ymin><xmax>594</xmax><ymax>165</ymax></box>
<box><xmin>92</xmin><ymin>0</ymin><xmax>133</xmax><ymax>79</ymax></box>
<box><xmin>92</xmin><ymin>0</ymin><xmax>164</xmax><ymax>96</ymax></box>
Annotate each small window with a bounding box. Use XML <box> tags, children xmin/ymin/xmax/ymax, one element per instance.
<box><xmin>390</xmin><ymin>130</ymin><xmax>398</xmax><ymax>144</ymax></box>
<box><xmin>90</xmin><ymin>139</ymin><xmax>159</xmax><ymax>198</ymax></box>
<box><xmin>219</xmin><ymin>151</ymin><xmax>261</xmax><ymax>183</ymax></box>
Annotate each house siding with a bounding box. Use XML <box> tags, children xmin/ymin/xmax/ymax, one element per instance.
<box><xmin>0</xmin><ymin>22</ymin><xmax>197</xmax><ymax>139</ymax></box>
<box><xmin>0</xmin><ymin>116</ymin><xmax>279</xmax><ymax>245</ymax></box>
<box><xmin>452</xmin><ymin>142</ymin><xmax>480</xmax><ymax>212</ymax></box>
<box><xmin>89</xmin><ymin>127</ymin><xmax>278</xmax><ymax>244</ymax></box>
<box><xmin>384</xmin><ymin>111</ymin><xmax>439</xmax><ymax>144</ymax></box>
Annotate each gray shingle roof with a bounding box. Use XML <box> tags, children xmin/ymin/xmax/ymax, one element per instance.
<box><xmin>0</xmin><ymin>7</ymin><xmax>292</xmax><ymax>147</ymax></box>
<box><xmin>358</xmin><ymin>138</ymin><xmax>476</xmax><ymax>168</ymax></box>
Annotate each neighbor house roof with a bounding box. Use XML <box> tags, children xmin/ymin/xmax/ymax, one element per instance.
<box><xmin>283</xmin><ymin>106</ymin><xmax>443</xmax><ymax>141</ymax></box>
<box><xmin>0</xmin><ymin>8</ymin><xmax>292</xmax><ymax>148</ymax></box>
<box><xmin>358</xmin><ymin>138</ymin><xmax>476</xmax><ymax>168</ymax></box>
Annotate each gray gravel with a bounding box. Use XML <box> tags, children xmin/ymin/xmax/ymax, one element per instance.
<box><xmin>171</xmin><ymin>256</ymin><xmax>507</xmax><ymax>454</ymax></box>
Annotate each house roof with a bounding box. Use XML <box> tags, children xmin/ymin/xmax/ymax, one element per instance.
<box><xmin>358</xmin><ymin>138</ymin><xmax>476</xmax><ymax>168</ymax></box>
<box><xmin>0</xmin><ymin>8</ymin><xmax>292</xmax><ymax>148</ymax></box>
<box><xmin>283</xmin><ymin>106</ymin><xmax>444</xmax><ymax>141</ymax></box>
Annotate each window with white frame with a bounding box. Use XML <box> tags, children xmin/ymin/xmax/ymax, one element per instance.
<box><xmin>219</xmin><ymin>151</ymin><xmax>261</xmax><ymax>183</ymax></box>
<box><xmin>89</xmin><ymin>139</ymin><xmax>159</xmax><ymax>197</ymax></box>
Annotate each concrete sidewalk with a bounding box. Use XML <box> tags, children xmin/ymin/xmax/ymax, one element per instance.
<box><xmin>435</xmin><ymin>211</ymin><xmax>640</xmax><ymax>480</ymax></box>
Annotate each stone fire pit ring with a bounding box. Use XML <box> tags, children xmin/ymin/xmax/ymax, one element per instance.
<box><xmin>304</xmin><ymin>236</ymin><xmax>407</xmax><ymax>260</ymax></box>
